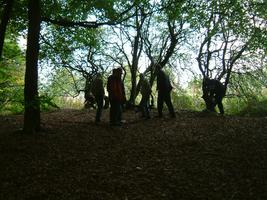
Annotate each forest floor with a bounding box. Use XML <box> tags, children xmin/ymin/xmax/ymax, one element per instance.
<box><xmin>0</xmin><ymin>108</ymin><xmax>267</xmax><ymax>200</ymax></box>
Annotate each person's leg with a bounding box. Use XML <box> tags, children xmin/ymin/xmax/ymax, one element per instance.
<box><xmin>139</xmin><ymin>97</ymin><xmax>146</xmax><ymax>117</ymax></box>
<box><xmin>157</xmin><ymin>92</ymin><xmax>164</xmax><ymax>117</ymax></box>
<box><xmin>117</xmin><ymin>102</ymin><xmax>122</xmax><ymax>124</ymax></box>
<box><xmin>216</xmin><ymin>96</ymin><xmax>224</xmax><ymax>115</ymax></box>
<box><xmin>109</xmin><ymin>99</ymin><xmax>116</xmax><ymax>124</ymax></box>
<box><xmin>95</xmin><ymin>95</ymin><xmax>104</xmax><ymax>122</ymax></box>
<box><xmin>203</xmin><ymin>94</ymin><xmax>215</xmax><ymax>112</ymax></box>
<box><xmin>103</xmin><ymin>96</ymin><xmax>109</xmax><ymax>109</ymax></box>
<box><xmin>164</xmin><ymin>91</ymin><xmax>176</xmax><ymax>118</ymax></box>
<box><xmin>110</xmin><ymin>101</ymin><xmax>122</xmax><ymax>126</ymax></box>
<box><xmin>143</xmin><ymin>95</ymin><xmax>150</xmax><ymax>119</ymax></box>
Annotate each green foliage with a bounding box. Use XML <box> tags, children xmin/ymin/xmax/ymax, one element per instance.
<box><xmin>223</xmin><ymin>97</ymin><xmax>247</xmax><ymax>115</ymax></box>
<box><xmin>172</xmin><ymin>91</ymin><xmax>195</xmax><ymax>110</ymax></box>
<box><xmin>224</xmin><ymin>95</ymin><xmax>267</xmax><ymax>117</ymax></box>
<box><xmin>39</xmin><ymin>95</ymin><xmax>60</xmax><ymax>111</ymax></box>
<box><xmin>241</xmin><ymin>98</ymin><xmax>267</xmax><ymax>117</ymax></box>
<box><xmin>41</xmin><ymin>0</ymin><xmax>134</xmax><ymax>23</ymax></box>
<box><xmin>0</xmin><ymin>36</ymin><xmax>25</xmax><ymax>114</ymax></box>
<box><xmin>2</xmin><ymin>0</ymin><xmax>266</xmax><ymax>117</ymax></box>
<box><xmin>39</xmin><ymin>67</ymin><xmax>84</xmax><ymax>109</ymax></box>
<box><xmin>224</xmin><ymin>63</ymin><xmax>267</xmax><ymax>116</ymax></box>
<box><xmin>52</xmin><ymin>96</ymin><xmax>84</xmax><ymax>109</ymax></box>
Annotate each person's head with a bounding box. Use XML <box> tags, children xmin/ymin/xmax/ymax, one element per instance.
<box><xmin>112</xmin><ymin>68</ymin><xmax>116</xmax><ymax>75</ymax></box>
<box><xmin>95</xmin><ymin>72</ymin><xmax>102</xmax><ymax>79</ymax></box>
<box><xmin>154</xmin><ymin>63</ymin><xmax>162</xmax><ymax>74</ymax></box>
<box><xmin>203</xmin><ymin>77</ymin><xmax>211</xmax><ymax>86</ymax></box>
<box><xmin>115</xmin><ymin>67</ymin><xmax>123</xmax><ymax>78</ymax></box>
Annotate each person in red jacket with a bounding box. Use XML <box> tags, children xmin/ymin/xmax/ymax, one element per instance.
<box><xmin>107</xmin><ymin>68</ymin><xmax>126</xmax><ymax>126</ymax></box>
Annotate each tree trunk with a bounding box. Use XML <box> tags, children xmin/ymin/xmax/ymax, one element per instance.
<box><xmin>128</xmin><ymin>68</ymin><xmax>137</xmax><ymax>105</ymax></box>
<box><xmin>23</xmin><ymin>0</ymin><xmax>41</xmax><ymax>134</ymax></box>
<box><xmin>128</xmin><ymin>35</ymin><xmax>140</xmax><ymax>105</ymax></box>
<box><xmin>127</xmin><ymin>7</ymin><xmax>145</xmax><ymax>106</ymax></box>
<box><xmin>0</xmin><ymin>0</ymin><xmax>14</xmax><ymax>60</ymax></box>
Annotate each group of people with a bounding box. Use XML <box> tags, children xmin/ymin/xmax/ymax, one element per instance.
<box><xmin>91</xmin><ymin>67</ymin><xmax>127</xmax><ymax>125</ymax></box>
<box><xmin>90</xmin><ymin>65</ymin><xmax>226</xmax><ymax>126</ymax></box>
<box><xmin>90</xmin><ymin>65</ymin><xmax>177</xmax><ymax>126</ymax></box>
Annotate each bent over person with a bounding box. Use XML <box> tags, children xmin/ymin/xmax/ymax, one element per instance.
<box><xmin>107</xmin><ymin>68</ymin><xmax>126</xmax><ymax>126</ymax></box>
<box><xmin>91</xmin><ymin>73</ymin><xmax>105</xmax><ymax>123</ymax></box>
<box><xmin>156</xmin><ymin>66</ymin><xmax>176</xmax><ymax>118</ymax></box>
<box><xmin>202</xmin><ymin>78</ymin><xmax>225</xmax><ymax>115</ymax></box>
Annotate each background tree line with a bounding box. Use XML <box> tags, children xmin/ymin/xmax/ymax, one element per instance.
<box><xmin>0</xmin><ymin>0</ymin><xmax>266</xmax><ymax>133</ymax></box>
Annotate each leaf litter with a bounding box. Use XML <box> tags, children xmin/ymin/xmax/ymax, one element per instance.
<box><xmin>0</xmin><ymin>109</ymin><xmax>267</xmax><ymax>199</ymax></box>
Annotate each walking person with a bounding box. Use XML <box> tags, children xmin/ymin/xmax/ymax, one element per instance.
<box><xmin>91</xmin><ymin>73</ymin><xmax>105</xmax><ymax>123</ymax></box>
<box><xmin>136</xmin><ymin>73</ymin><xmax>152</xmax><ymax>119</ymax></box>
<box><xmin>156</xmin><ymin>65</ymin><xmax>176</xmax><ymax>118</ymax></box>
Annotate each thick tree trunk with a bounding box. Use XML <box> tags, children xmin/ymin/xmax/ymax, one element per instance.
<box><xmin>0</xmin><ymin>0</ymin><xmax>14</xmax><ymax>60</ymax></box>
<box><xmin>23</xmin><ymin>0</ymin><xmax>41</xmax><ymax>134</ymax></box>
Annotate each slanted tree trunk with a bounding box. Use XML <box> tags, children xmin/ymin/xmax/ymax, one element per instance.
<box><xmin>0</xmin><ymin>0</ymin><xmax>14</xmax><ymax>60</ymax></box>
<box><xmin>145</xmin><ymin>21</ymin><xmax>180</xmax><ymax>86</ymax></box>
<box><xmin>126</xmin><ymin>6</ymin><xmax>145</xmax><ymax>106</ymax></box>
<box><xmin>128</xmin><ymin>35</ymin><xmax>140</xmax><ymax>105</ymax></box>
<box><xmin>23</xmin><ymin>0</ymin><xmax>41</xmax><ymax>133</ymax></box>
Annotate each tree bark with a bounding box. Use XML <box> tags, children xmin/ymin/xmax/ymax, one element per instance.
<box><xmin>0</xmin><ymin>0</ymin><xmax>14</xmax><ymax>60</ymax></box>
<box><xmin>128</xmin><ymin>35</ymin><xmax>140</xmax><ymax>105</ymax></box>
<box><xmin>124</xmin><ymin>6</ymin><xmax>145</xmax><ymax>106</ymax></box>
<box><xmin>23</xmin><ymin>0</ymin><xmax>41</xmax><ymax>133</ymax></box>
<box><xmin>128</xmin><ymin>68</ymin><xmax>137</xmax><ymax>105</ymax></box>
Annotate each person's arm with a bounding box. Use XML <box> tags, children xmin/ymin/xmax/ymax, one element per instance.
<box><xmin>156</xmin><ymin>76</ymin><xmax>159</xmax><ymax>91</ymax></box>
<box><xmin>136</xmin><ymin>79</ymin><xmax>141</xmax><ymax>97</ymax></box>
<box><xmin>107</xmin><ymin>77</ymin><xmax>111</xmax><ymax>93</ymax></box>
<box><xmin>122</xmin><ymin>82</ymin><xmax>126</xmax><ymax>102</ymax></box>
<box><xmin>99</xmin><ymin>79</ymin><xmax>105</xmax><ymax>96</ymax></box>
<box><xmin>202</xmin><ymin>78</ymin><xmax>209</xmax><ymax>98</ymax></box>
<box><xmin>145</xmin><ymin>79</ymin><xmax>152</xmax><ymax>94</ymax></box>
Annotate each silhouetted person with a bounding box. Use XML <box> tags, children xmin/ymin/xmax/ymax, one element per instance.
<box><xmin>156</xmin><ymin>65</ymin><xmax>176</xmax><ymax>118</ymax></box>
<box><xmin>136</xmin><ymin>73</ymin><xmax>152</xmax><ymax>119</ymax></box>
<box><xmin>103</xmin><ymin>95</ymin><xmax>110</xmax><ymax>109</ymax></box>
<box><xmin>107</xmin><ymin>68</ymin><xmax>126</xmax><ymax>126</ymax></box>
<box><xmin>84</xmin><ymin>75</ymin><xmax>96</xmax><ymax>109</ymax></box>
<box><xmin>91</xmin><ymin>73</ymin><xmax>105</xmax><ymax>123</ymax></box>
<box><xmin>202</xmin><ymin>78</ymin><xmax>225</xmax><ymax>115</ymax></box>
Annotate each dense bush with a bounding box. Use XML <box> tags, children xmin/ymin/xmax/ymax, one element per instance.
<box><xmin>237</xmin><ymin>97</ymin><xmax>267</xmax><ymax>117</ymax></box>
